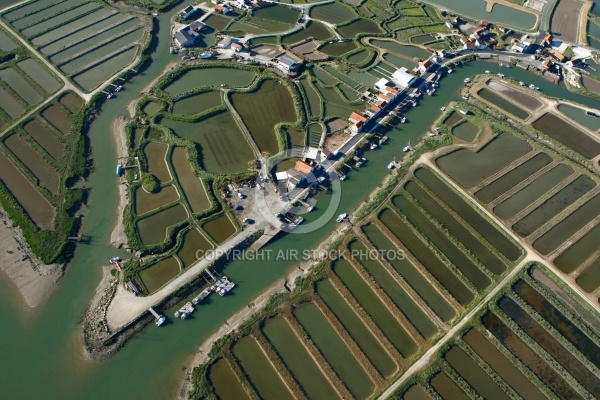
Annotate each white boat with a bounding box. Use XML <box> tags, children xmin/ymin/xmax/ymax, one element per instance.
<box><xmin>440</xmin><ymin>106</ymin><xmax>446</xmax><ymax>111</ymax></box>
<box><xmin>155</xmin><ymin>316</ymin><xmax>166</xmax><ymax>327</ymax></box>
<box><xmin>464</xmin><ymin>78</ymin><xmax>471</xmax><ymax>83</ymax></box>
<box><xmin>200</xmin><ymin>52</ymin><xmax>213</xmax><ymax>59</ymax></box>
<box><xmin>519</xmin><ymin>81</ymin><xmax>525</xmax><ymax>86</ymax></box>
<box><xmin>289</xmin><ymin>216</ymin><xmax>303</xmax><ymax>229</ymax></box>
<box><xmin>355</xmin><ymin>157</ymin><xmax>366</xmax><ymax>167</ymax></box>
<box><xmin>400</xmin><ymin>116</ymin><xmax>406</xmax><ymax>123</ymax></box>
<box><xmin>370</xmin><ymin>142</ymin><xmax>378</xmax><ymax>150</ymax></box>
<box><xmin>498</xmin><ymin>73</ymin><xmax>505</xmax><ymax>78</ymax></box>
<box><xmin>379</xmin><ymin>136</ymin><xmax>388</xmax><ymax>144</ymax></box>
<box><xmin>109</xmin><ymin>257</ymin><xmax>121</xmax><ymax>264</ymax></box>
<box><xmin>192</xmin><ymin>287</ymin><xmax>212</xmax><ymax>305</ymax></box>
<box><xmin>459</xmin><ymin>109</ymin><xmax>468</xmax><ymax>115</ymax></box>
<box><xmin>174</xmin><ymin>302</ymin><xmax>194</xmax><ymax>319</ymax></box>
<box><xmin>214</xmin><ymin>277</ymin><xmax>235</xmax><ymax>296</ymax></box>
<box><xmin>336</xmin><ymin>213</ymin><xmax>347</xmax><ymax>223</ymax></box>
<box><xmin>485</xmin><ymin>70</ymin><xmax>491</xmax><ymax>74</ymax></box>
<box><xmin>448</xmin><ymin>68</ymin><xmax>453</xmax><ymax>73</ymax></box>
<box><xmin>403</xmin><ymin>140</ymin><xmax>412</xmax><ymax>152</ymax></box>
<box><xmin>387</xmin><ymin>160</ymin><xmax>400</xmax><ymax>169</ymax></box>
<box><xmin>529</xmin><ymin>84</ymin><xmax>535</xmax><ymax>89</ymax></box>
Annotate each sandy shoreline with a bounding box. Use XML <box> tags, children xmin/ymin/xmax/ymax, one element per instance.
<box><xmin>0</xmin><ymin>207</ymin><xmax>63</xmax><ymax>307</ymax></box>
<box><xmin>109</xmin><ymin>117</ymin><xmax>130</xmax><ymax>249</ymax></box>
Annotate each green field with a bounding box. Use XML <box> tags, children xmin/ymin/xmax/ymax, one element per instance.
<box><xmin>231</xmin><ymin>79</ymin><xmax>297</xmax><ymax>156</ymax></box>
<box><xmin>161</xmin><ymin>111</ymin><xmax>255</xmax><ymax>174</ymax></box>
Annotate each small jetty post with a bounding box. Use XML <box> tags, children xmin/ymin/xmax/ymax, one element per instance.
<box><xmin>148</xmin><ymin>307</ymin><xmax>161</xmax><ymax>320</ymax></box>
<box><xmin>205</xmin><ymin>269</ymin><xmax>217</xmax><ymax>282</ymax></box>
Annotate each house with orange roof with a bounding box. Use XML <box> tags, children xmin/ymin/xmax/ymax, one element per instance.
<box><xmin>541</xmin><ymin>33</ymin><xmax>553</xmax><ymax>47</ymax></box>
<box><xmin>295</xmin><ymin>160</ymin><xmax>312</xmax><ymax>175</ymax></box>
<box><xmin>418</xmin><ymin>58</ymin><xmax>434</xmax><ymax>73</ymax></box>
<box><xmin>349</xmin><ymin>112</ymin><xmax>367</xmax><ymax>124</ymax></box>
<box><xmin>550</xmin><ymin>48</ymin><xmax>566</xmax><ymax>62</ymax></box>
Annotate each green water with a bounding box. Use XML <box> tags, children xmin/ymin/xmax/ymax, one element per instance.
<box><xmin>403</xmin><ymin>384</ymin><xmax>433</xmax><ymax>400</ymax></box>
<box><xmin>0</xmin><ymin>67</ymin><xmax>43</xmax><ymax>105</ymax></box>
<box><xmin>17</xmin><ymin>58</ymin><xmax>61</xmax><ymax>93</ymax></box>
<box><xmin>262</xmin><ymin>317</ymin><xmax>339</xmax><ymax>400</ymax></box>
<box><xmin>499</xmin><ymin>295</ymin><xmax>600</xmax><ymax>397</ymax></box>
<box><xmin>369</xmin><ymin>39</ymin><xmax>429</xmax><ymax>59</ymax></box>
<box><xmin>493</xmin><ymin>164</ymin><xmax>574</xmax><ymax>220</ymax></box>
<box><xmin>361</xmin><ymin>223</ymin><xmax>456</xmax><ymax>321</ymax></box>
<box><xmin>139</xmin><ymin>256</ymin><xmax>181</xmax><ymax>294</ymax></box>
<box><xmin>577</xmin><ymin>257</ymin><xmax>600</xmax><ymax>293</ymax></box>
<box><xmin>349</xmin><ymin>240</ymin><xmax>439</xmax><ymax>339</ymax></box>
<box><xmin>512</xmin><ymin>175</ymin><xmax>597</xmax><ymax>237</ymax></box>
<box><xmin>475</xmin><ymin>153</ymin><xmax>553</xmax><ymax>204</ymax></box>
<box><xmin>347</xmin><ymin>49</ymin><xmax>370</xmax><ymax>64</ymax></box>
<box><xmin>436</xmin><ymin>132</ymin><xmax>533</xmax><ymax>189</ymax></box>
<box><xmin>208</xmin><ymin>358</ymin><xmax>250</xmax><ymax>400</ymax></box>
<box><xmin>463</xmin><ymin>329</ymin><xmax>547</xmax><ymax>400</ymax></box>
<box><xmin>557</xmin><ymin>104</ymin><xmax>600</xmax><ymax>132</ymax></box>
<box><xmin>415</xmin><ymin>168</ymin><xmax>522</xmax><ymax>262</ymax></box>
<box><xmin>549</xmin><ymin>200</ymin><xmax>600</xmax><ymax>262</ymax></box>
<box><xmin>0</xmin><ymin>22</ymin><xmax>596</xmax><ymax>399</ymax></box>
<box><xmin>315</xmin><ymin>279</ymin><xmax>398</xmax><ymax>377</ymax></box>
<box><xmin>320</xmin><ymin>40</ymin><xmax>358</xmax><ymax>57</ymax></box>
<box><xmin>202</xmin><ymin>213</ymin><xmax>236</xmax><ymax>244</ymax></box>
<box><xmin>445</xmin><ymin>346</ymin><xmax>511</xmax><ymax>400</ymax></box>
<box><xmin>392</xmin><ymin>194</ymin><xmax>491</xmax><ymax>290</ymax></box>
<box><xmin>431</xmin><ymin>371</ymin><xmax>470</xmax><ymax>400</ymax></box>
<box><xmin>405</xmin><ymin>181</ymin><xmax>506</xmax><ymax>275</ymax></box>
<box><xmin>332</xmin><ymin>259</ymin><xmax>419</xmax><ymax>357</ymax></box>
<box><xmin>427</xmin><ymin>0</ymin><xmax>536</xmax><ymax>30</ymax></box>
<box><xmin>532</xmin><ymin>113</ymin><xmax>600</xmax><ymax>159</ymax></box>
<box><xmin>163</xmin><ymin>68</ymin><xmax>255</xmax><ymax>95</ymax></box>
<box><xmin>231</xmin><ymin>336</ymin><xmax>294</xmax><ymax>400</ymax></box>
<box><xmin>513</xmin><ymin>280</ymin><xmax>600</xmax><ymax>370</ymax></box>
<box><xmin>452</xmin><ymin>120</ymin><xmax>478</xmax><ymax>142</ymax></box>
<box><xmin>478</xmin><ymin>88</ymin><xmax>529</xmax><ymax>119</ymax></box>
<box><xmin>554</xmin><ymin>223</ymin><xmax>600</xmax><ymax>273</ymax></box>
<box><xmin>379</xmin><ymin>207</ymin><xmax>473</xmax><ymax>305</ymax></box>
<box><xmin>294</xmin><ymin>302</ymin><xmax>374</xmax><ymax>399</ymax></box>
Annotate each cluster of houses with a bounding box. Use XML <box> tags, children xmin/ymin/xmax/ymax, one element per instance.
<box><xmin>445</xmin><ymin>13</ymin><xmax>571</xmax><ymax>74</ymax></box>
<box><xmin>211</xmin><ymin>0</ymin><xmax>268</xmax><ymax>13</ymax></box>
<box><xmin>174</xmin><ymin>20</ymin><xmax>207</xmax><ymax>48</ymax></box>
<box><xmin>347</xmin><ymin>64</ymin><xmax>427</xmax><ymax>133</ymax></box>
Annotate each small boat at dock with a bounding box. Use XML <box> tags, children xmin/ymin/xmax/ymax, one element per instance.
<box><xmin>174</xmin><ymin>302</ymin><xmax>194</xmax><ymax>319</ymax></box>
<box><xmin>336</xmin><ymin>213</ymin><xmax>347</xmax><ymax>223</ymax></box>
<box><xmin>192</xmin><ymin>287</ymin><xmax>212</xmax><ymax>305</ymax></box>
<box><xmin>211</xmin><ymin>276</ymin><xmax>235</xmax><ymax>296</ymax></box>
<box><xmin>216</xmin><ymin>278</ymin><xmax>235</xmax><ymax>296</ymax></box>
